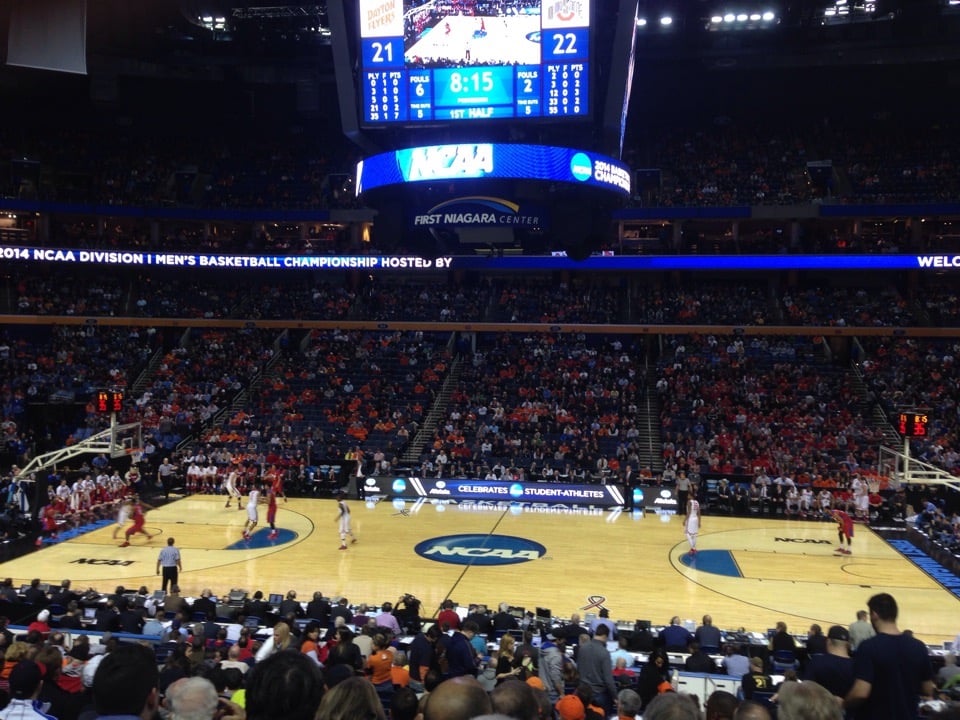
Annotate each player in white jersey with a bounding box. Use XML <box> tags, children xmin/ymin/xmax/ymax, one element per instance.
<box><xmin>186</xmin><ymin>463</ymin><xmax>201</xmax><ymax>493</ymax></box>
<box><xmin>70</xmin><ymin>479</ymin><xmax>83</xmax><ymax>512</ymax></box>
<box><xmin>242</xmin><ymin>484</ymin><xmax>261</xmax><ymax>540</ymax></box>
<box><xmin>785</xmin><ymin>486</ymin><xmax>800</xmax><ymax>516</ymax></box>
<box><xmin>202</xmin><ymin>464</ymin><xmax>218</xmax><ymax>493</ymax></box>
<box><xmin>113</xmin><ymin>498</ymin><xmax>132</xmax><ymax>539</ymax></box>
<box><xmin>55</xmin><ymin>479</ymin><xmax>72</xmax><ymax>504</ymax></box>
<box><xmin>800</xmin><ymin>487</ymin><xmax>814</xmax><ymax>515</ymax></box>
<box><xmin>223</xmin><ymin>466</ymin><xmax>242</xmax><ymax>509</ymax></box>
<box><xmin>685</xmin><ymin>487</ymin><xmax>701</xmax><ymax>557</ymax></box>
<box><xmin>336</xmin><ymin>492</ymin><xmax>357</xmax><ymax>550</ymax></box>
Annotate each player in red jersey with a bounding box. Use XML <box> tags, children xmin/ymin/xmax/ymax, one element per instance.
<box><xmin>119</xmin><ymin>496</ymin><xmax>156</xmax><ymax>547</ymax></box>
<box><xmin>266</xmin><ymin>486</ymin><xmax>279</xmax><ymax>540</ymax></box>
<box><xmin>832</xmin><ymin>508</ymin><xmax>854</xmax><ymax>555</ymax></box>
<box><xmin>35</xmin><ymin>504</ymin><xmax>59</xmax><ymax>547</ymax></box>
<box><xmin>268</xmin><ymin>465</ymin><xmax>287</xmax><ymax>503</ymax></box>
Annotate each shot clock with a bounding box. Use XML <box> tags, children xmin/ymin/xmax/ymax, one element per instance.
<box><xmin>95</xmin><ymin>390</ymin><xmax>124</xmax><ymax>414</ymax></box>
<box><xmin>897</xmin><ymin>411</ymin><xmax>929</xmax><ymax>438</ymax></box>
<box><xmin>358</xmin><ymin>0</ymin><xmax>590</xmax><ymax>124</ymax></box>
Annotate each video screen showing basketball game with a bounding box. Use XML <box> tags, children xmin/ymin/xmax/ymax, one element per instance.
<box><xmin>358</xmin><ymin>0</ymin><xmax>591</xmax><ymax>123</ymax></box>
<box><xmin>403</xmin><ymin>0</ymin><xmax>546</xmax><ymax>68</ymax></box>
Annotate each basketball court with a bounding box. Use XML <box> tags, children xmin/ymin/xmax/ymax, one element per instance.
<box><xmin>0</xmin><ymin>495</ymin><xmax>956</xmax><ymax>645</ymax></box>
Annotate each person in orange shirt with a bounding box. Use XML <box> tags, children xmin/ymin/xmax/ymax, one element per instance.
<box><xmin>390</xmin><ymin>651</ymin><xmax>411</xmax><ymax>688</ymax></box>
<box><xmin>365</xmin><ymin>633</ymin><xmax>395</xmax><ymax>706</ymax></box>
<box><xmin>300</xmin><ymin>621</ymin><xmax>324</xmax><ymax>666</ymax></box>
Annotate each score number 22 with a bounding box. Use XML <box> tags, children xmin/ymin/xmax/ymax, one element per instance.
<box><xmin>551</xmin><ymin>32</ymin><xmax>578</xmax><ymax>55</ymax></box>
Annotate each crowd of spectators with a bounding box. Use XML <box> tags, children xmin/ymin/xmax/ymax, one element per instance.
<box><xmin>656</xmin><ymin>334</ymin><xmax>887</xmax><ymax>484</ymax></box>
<box><xmin>10</xmin><ymin>266</ymin><xmax>960</xmax><ymax>331</ymax></box>
<box><xmin>629</xmin><ymin>281</ymin><xmax>771</xmax><ymax>326</ymax></box>
<box><xmin>187</xmin><ymin>329</ymin><xmax>451</xmax><ymax>470</ymax></box>
<box><xmin>355</xmin><ymin>280</ymin><xmax>492</xmax><ymax>323</ymax></box>
<box><xmin>47</xmin><ymin>218</ymin><xmax>358</xmax><ymax>259</ymax></box>
<box><xmin>1</xmin><ymin>292</ymin><xmax>959</xmax><ymax>501</ymax></box>
<box><xmin>628</xmin><ymin>115</ymin><xmax>960</xmax><ymax>207</ymax></box>
<box><xmin>0</xmin><ymin>583</ymin><xmax>953</xmax><ymax>720</ymax></box>
<box><xmin>0</xmin><ymin>123</ymin><xmax>359</xmax><ymax>211</ymax></box>
<box><xmin>637</xmin><ymin>124</ymin><xmax>814</xmax><ymax>207</ymax></box>
<box><xmin>0</xmin><ymin>325</ymin><xmax>158</xmax><ymax>443</ymax></box>
<box><xmin>120</xmin><ymin>328</ymin><xmax>279</xmax><ymax>448</ymax></box>
<box><xmin>922</xmin><ymin>280</ymin><xmax>960</xmax><ymax>328</ymax></box>
<box><xmin>779</xmin><ymin>285</ymin><xmax>917</xmax><ymax>327</ymax></box>
<box><xmin>426</xmin><ymin>333</ymin><xmax>647</xmax><ymax>483</ymax></box>
<box><xmin>914</xmin><ymin>494</ymin><xmax>960</xmax><ymax>556</ymax></box>
<box><xmin>491</xmin><ymin>279</ymin><xmax>623</xmax><ymax>325</ymax></box>
<box><xmin>858</xmin><ymin>337</ymin><xmax>960</xmax><ymax>475</ymax></box>
<box><xmin>3</xmin><ymin>113</ymin><xmax>959</xmax><ymax>215</ymax></box>
<box><xmin>832</xmin><ymin>120</ymin><xmax>960</xmax><ymax>204</ymax></box>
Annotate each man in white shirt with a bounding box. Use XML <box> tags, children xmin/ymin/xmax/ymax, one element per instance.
<box><xmin>218</xmin><ymin>644</ymin><xmax>249</xmax><ymax>675</ymax></box>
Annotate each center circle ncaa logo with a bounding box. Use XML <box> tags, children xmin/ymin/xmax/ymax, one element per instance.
<box><xmin>415</xmin><ymin>534</ymin><xmax>546</xmax><ymax>566</ymax></box>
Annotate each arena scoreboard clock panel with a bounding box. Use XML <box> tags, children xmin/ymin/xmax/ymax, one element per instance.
<box><xmin>358</xmin><ymin>0</ymin><xmax>590</xmax><ymax>123</ymax></box>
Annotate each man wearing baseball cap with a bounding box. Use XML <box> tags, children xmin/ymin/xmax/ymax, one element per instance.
<box><xmin>804</xmin><ymin>625</ymin><xmax>854</xmax><ymax>700</ymax></box>
<box><xmin>740</xmin><ymin>656</ymin><xmax>773</xmax><ymax>700</ymax></box>
<box><xmin>0</xmin><ymin>660</ymin><xmax>55</xmax><ymax>720</ymax></box>
<box><xmin>555</xmin><ymin>694</ymin><xmax>586</xmax><ymax>720</ymax></box>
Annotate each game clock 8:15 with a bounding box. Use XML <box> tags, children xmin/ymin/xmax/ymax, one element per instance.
<box><xmin>433</xmin><ymin>67</ymin><xmax>514</xmax><ymax>109</ymax></box>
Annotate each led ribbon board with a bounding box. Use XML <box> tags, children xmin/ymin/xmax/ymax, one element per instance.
<box><xmin>356</xmin><ymin>143</ymin><xmax>631</xmax><ymax>196</ymax></box>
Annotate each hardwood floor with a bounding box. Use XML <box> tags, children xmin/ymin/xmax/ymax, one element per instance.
<box><xmin>1</xmin><ymin>495</ymin><xmax>955</xmax><ymax>645</ymax></box>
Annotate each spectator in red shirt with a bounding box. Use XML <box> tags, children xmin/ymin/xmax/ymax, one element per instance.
<box><xmin>437</xmin><ymin>599</ymin><xmax>460</xmax><ymax>631</ymax></box>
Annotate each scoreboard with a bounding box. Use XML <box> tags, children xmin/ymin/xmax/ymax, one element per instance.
<box><xmin>358</xmin><ymin>0</ymin><xmax>591</xmax><ymax>124</ymax></box>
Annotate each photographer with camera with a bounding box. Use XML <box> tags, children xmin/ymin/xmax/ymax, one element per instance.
<box><xmin>394</xmin><ymin>594</ymin><xmax>421</xmax><ymax>635</ymax></box>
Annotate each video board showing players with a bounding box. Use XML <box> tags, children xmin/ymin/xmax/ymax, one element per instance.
<box><xmin>358</xmin><ymin>0</ymin><xmax>590</xmax><ymax>124</ymax></box>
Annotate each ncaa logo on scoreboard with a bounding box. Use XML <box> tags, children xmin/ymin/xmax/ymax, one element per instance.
<box><xmin>415</xmin><ymin>534</ymin><xmax>546</xmax><ymax>566</ymax></box>
<box><xmin>570</xmin><ymin>153</ymin><xmax>593</xmax><ymax>182</ymax></box>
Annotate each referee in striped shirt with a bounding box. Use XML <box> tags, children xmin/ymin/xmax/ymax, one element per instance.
<box><xmin>157</xmin><ymin>537</ymin><xmax>182</xmax><ymax>593</ymax></box>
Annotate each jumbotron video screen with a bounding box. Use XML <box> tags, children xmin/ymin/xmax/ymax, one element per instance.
<box><xmin>358</xmin><ymin>0</ymin><xmax>591</xmax><ymax>124</ymax></box>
